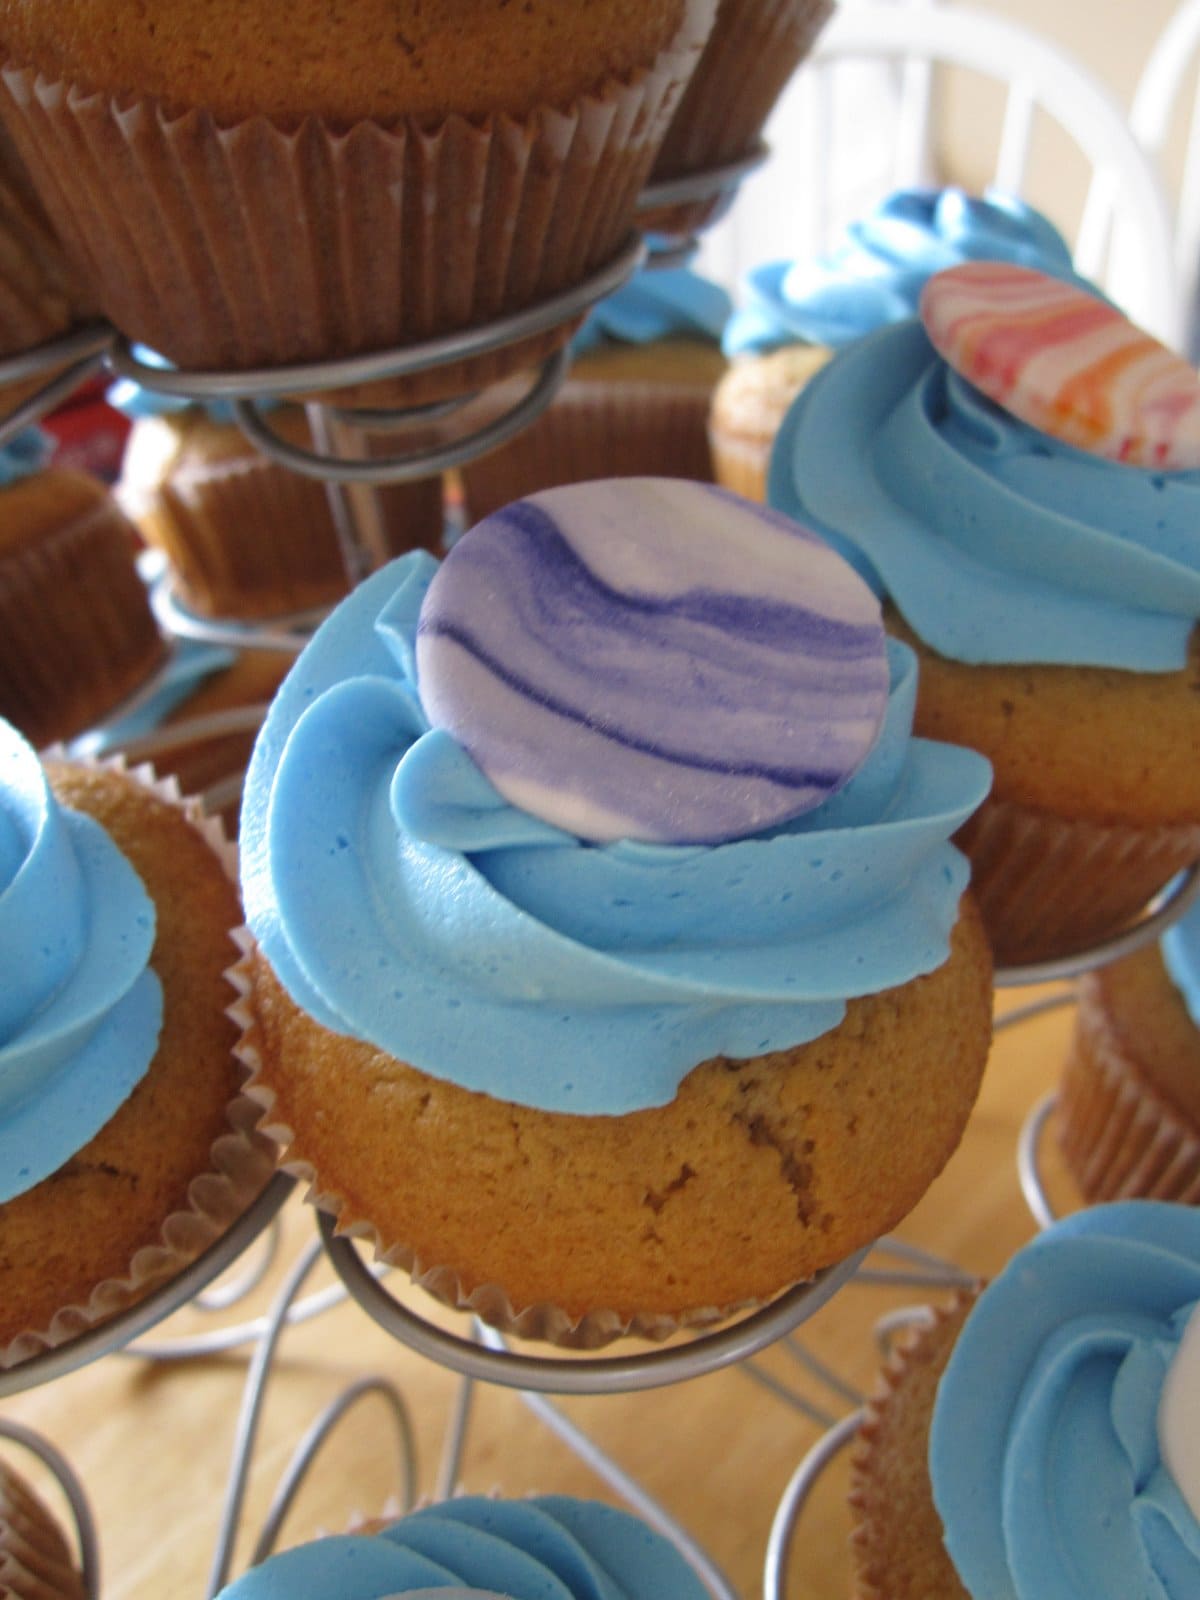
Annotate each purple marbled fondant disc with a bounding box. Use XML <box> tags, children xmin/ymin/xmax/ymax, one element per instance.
<box><xmin>415</xmin><ymin>479</ymin><xmax>889</xmax><ymax>845</ymax></box>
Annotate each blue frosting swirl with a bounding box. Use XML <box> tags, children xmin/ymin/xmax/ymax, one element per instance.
<box><xmin>768</xmin><ymin>318</ymin><xmax>1200</xmax><ymax>671</ymax></box>
<box><xmin>1162</xmin><ymin>898</ymin><xmax>1200</xmax><ymax>1029</ymax></box>
<box><xmin>0</xmin><ymin>428</ymin><xmax>53</xmax><ymax>489</ymax></box>
<box><xmin>931</xmin><ymin>1202</ymin><xmax>1200</xmax><ymax>1600</ymax></box>
<box><xmin>723</xmin><ymin>187</ymin><xmax>1089</xmax><ymax>357</ymax></box>
<box><xmin>215</xmin><ymin>1495</ymin><xmax>710</xmax><ymax>1599</ymax></box>
<box><xmin>571</xmin><ymin>266</ymin><xmax>731</xmax><ymax>358</ymax></box>
<box><xmin>0</xmin><ymin>720</ymin><xmax>162</xmax><ymax>1203</ymax></box>
<box><xmin>240</xmin><ymin>547</ymin><xmax>990</xmax><ymax>1115</ymax></box>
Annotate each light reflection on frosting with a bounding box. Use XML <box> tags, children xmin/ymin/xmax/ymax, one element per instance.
<box><xmin>0</xmin><ymin>720</ymin><xmax>161</xmax><ymax>1202</ymax></box>
<box><xmin>769</xmin><ymin>319</ymin><xmax>1200</xmax><ymax>671</ymax></box>
<box><xmin>241</xmin><ymin>502</ymin><xmax>990</xmax><ymax>1115</ymax></box>
<box><xmin>931</xmin><ymin>1202</ymin><xmax>1200</xmax><ymax>1599</ymax></box>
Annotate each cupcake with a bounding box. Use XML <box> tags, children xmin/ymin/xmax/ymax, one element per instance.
<box><xmin>235</xmin><ymin>478</ymin><xmax>993</xmax><ymax>1344</ymax></box>
<box><xmin>0</xmin><ymin>0</ymin><xmax>716</xmax><ymax>405</ymax></box>
<box><xmin>710</xmin><ymin>187</ymin><xmax>1090</xmax><ymax>503</ymax></box>
<box><xmin>770</xmin><ymin>262</ymin><xmax>1200</xmax><ymax>966</ymax></box>
<box><xmin>850</xmin><ymin>1201</ymin><xmax>1200</xmax><ymax>1598</ymax></box>
<box><xmin>110</xmin><ymin>375</ymin><xmax>444</xmax><ymax>620</ymax></box>
<box><xmin>1058</xmin><ymin>896</ymin><xmax>1200</xmax><ymax>1205</ymax></box>
<box><xmin>0</xmin><ymin>719</ymin><xmax>273</xmax><ymax>1360</ymax></box>
<box><xmin>0</xmin><ymin>428</ymin><xmax>167</xmax><ymax>749</ymax></box>
<box><xmin>458</xmin><ymin>260</ymin><xmax>731</xmax><ymax>524</ymax></box>
<box><xmin>214</xmin><ymin>1494</ymin><xmax>710</xmax><ymax>1598</ymax></box>
<box><xmin>642</xmin><ymin>0</ymin><xmax>833</xmax><ymax>235</ymax></box>
<box><xmin>0</xmin><ymin>124</ymin><xmax>93</xmax><ymax>422</ymax></box>
<box><xmin>0</xmin><ymin>1456</ymin><xmax>84</xmax><ymax>1600</ymax></box>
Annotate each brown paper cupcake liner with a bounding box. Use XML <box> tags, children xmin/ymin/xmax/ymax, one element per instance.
<box><xmin>953</xmin><ymin>795</ymin><xmax>1200</xmax><ymax>967</ymax></box>
<box><xmin>0</xmin><ymin>1460</ymin><xmax>85</xmax><ymax>1600</ymax></box>
<box><xmin>0</xmin><ymin>42</ymin><xmax>696</xmax><ymax>407</ymax></box>
<box><xmin>227</xmin><ymin>935</ymin><xmax>753</xmax><ymax>1351</ymax></box>
<box><xmin>0</xmin><ymin>493</ymin><xmax>167</xmax><ymax>748</ymax></box>
<box><xmin>1058</xmin><ymin>979</ymin><xmax>1200</xmax><ymax>1205</ymax></box>
<box><xmin>459</xmin><ymin>378</ymin><xmax>716</xmax><ymax>524</ymax></box>
<box><xmin>0</xmin><ymin>757</ymin><xmax>277</xmax><ymax>1368</ymax></box>
<box><xmin>849</xmin><ymin>1293</ymin><xmax>978</xmax><ymax>1600</ymax></box>
<box><xmin>641</xmin><ymin>0</ymin><xmax>833</xmax><ymax>233</ymax></box>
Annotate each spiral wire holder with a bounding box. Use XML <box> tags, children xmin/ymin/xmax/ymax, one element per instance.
<box><xmin>0</xmin><ymin>1171</ymin><xmax>295</xmax><ymax>1400</ymax></box>
<box><xmin>763</xmin><ymin>1411</ymin><xmax>863</xmax><ymax>1600</ymax></box>
<box><xmin>318</xmin><ymin>1207</ymin><xmax>868</xmax><ymax>1396</ymax></box>
<box><xmin>1017</xmin><ymin>1092</ymin><xmax>1066</xmax><ymax>1231</ymax></box>
<box><xmin>0</xmin><ymin>322</ymin><xmax>115</xmax><ymax>449</ymax></box>
<box><xmin>148</xmin><ymin>574</ymin><xmax>327</xmax><ymax>657</ymax></box>
<box><xmin>636</xmin><ymin>143</ymin><xmax>770</xmax><ymax>265</ymax></box>
<box><xmin>0</xmin><ymin>1417</ymin><xmax>100</xmax><ymax>1600</ymax></box>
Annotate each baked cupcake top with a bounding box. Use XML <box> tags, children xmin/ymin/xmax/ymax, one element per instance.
<box><xmin>930</xmin><ymin>1201</ymin><xmax>1200</xmax><ymax>1599</ymax></box>
<box><xmin>214</xmin><ymin>1495</ymin><xmax>709</xmax><ymax>1598</ymax></box>
<box><xmin>769</xmin><ymin>263</ymin><xmax>1200</xmax><ymax>671</ymax></box>
<box><xmin>723</xmin><ymin>187</ymin><xmax>1085</xmax><ymax>358</ymax></box>
<box><xmin>571</xmin><ymin>263</ymin><xmax>731</xmax><ymax>358</ymax></box>
<box><xmin>240</xmin><ymin>478</ymin><xmax>990</xmax><ymax>1114</ymax></box>
<box><xmin>0</xmin><ymin>719</ymin><xmax>162</xmax><ymax>1201</ymax></box>
<box><xmin>0</xmin><ymin>0</ymin><xmax>709</xmax><ymax>124</ymax></box>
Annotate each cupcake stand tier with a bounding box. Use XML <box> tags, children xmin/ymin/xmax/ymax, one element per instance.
<box><xmin>3</xmin><ymin>155</ymin><xmax>1198</xmax><ymax>1600</ymax></box>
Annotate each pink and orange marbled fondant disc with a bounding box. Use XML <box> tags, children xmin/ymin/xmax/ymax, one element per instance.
<box><xmin>920</xmin><ymin>261</ymin><xmax>1200</xmax><ymax>470</ymax></box>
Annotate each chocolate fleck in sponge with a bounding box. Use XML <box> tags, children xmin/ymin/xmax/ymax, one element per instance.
<box><xmin>0</xmin><ymin>0</ymin><xmax>695</xmax><ymax>123</ymax></box>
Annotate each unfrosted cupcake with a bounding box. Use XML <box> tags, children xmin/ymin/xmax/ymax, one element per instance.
<box><xmin>235</xmin><ymin>478</ymin><xmax>993</xmax><ymax>1344</ymax></box>
<box><xmin>459</xmin><ymin>261</ymin><xmax>730</xmax><ymax>523</ymax></box>
<box><xmin>111</xmin><ymin>376</ymin><xmax>444</xmax><ymax>619</ymax></box>
<box><xmin>215</xmin><ymin>1494</ymin><xmax>710</xmax><ymax>1598</ymax></box>
<box><xmin>850</xmin><ymin>1201</ymin><xmax>1200</xmax><ymax>1598</ymax></box>
<box><xmin>0</xmin><ymin>0</ymin><xmax>716</xmax><ymax>404</ymax></box>
<box><xmin>771</xmin><ymin>262</ymin><xmax>1200</xmax><ymax>965</ymax></box>
<box><xmin>1058</xmin><ymin>896</ymin><xmax>1200</xmax><ymax>1204</ymax></box>
<box><xmin>0</xmin><ymin>1456</ymin><xmax>84</xmax><ymax>1600</ymax></box>
<box><xmin>0</xmin><ymin>429</ymin><xmax>167</xmax><ymax>748</ymax></box>
<box><xmin>710</xmin><ymin>187</ymin><xmax>1090</xmax><ymax>502</ymax></box>
<box><xmin>0</xmin><ymin>720</ymin><xmax>272</xmax><ymax>1360</ymax></box>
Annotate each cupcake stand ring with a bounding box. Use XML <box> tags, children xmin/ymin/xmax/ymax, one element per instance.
<box><xmin>0</xmin><ymin>322</ymin><xmax>114</xmax><ymax>449</ymax></box>
<box><xmin>635</xmin><ymin>143</ymin><xmax>770</xmax><ymax>264</ymax></box>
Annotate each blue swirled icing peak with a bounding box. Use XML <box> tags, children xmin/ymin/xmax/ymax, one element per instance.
<box><xmin>723</xmin><ymin>187</ymin><xmax>1092</xmax><ymax>358</ymax></box>
<box><xmin>214</xmin><ymin>1495</ymin><xmax>710</xmax><ymax>1599</ymax></box>
<box><xmin>931</xmin><ymin>1202</ymin><xmax>1200</xmax><ymax>1599</ymax></box>
<box><xmin>769</xmin><ymin>318</ymin><xmax>1200</xmax><ymax>671</ymax></box>
<box><xmin>0</xmin><ymin>720</ymin><xmax>162</xmax><ymax>1202</ymax></box>
<box><xmin>1162</xmin><ymin>898</ymin><xmax>1200</xmax><ymax>1030</ymax></box>
<box><xmin>571</xmin><ymin>265</ymin><xmax>731</xmax><ymax>358</ymax></box>
<box><xmin>0</xmin><ymin>428</ymin><xmax>53</xmax><ymax>489</ymax></box>
<box><xmin>240</xmin><ymin>481</ymin><xmax>991</xmax><ymax>1116</ymax></box>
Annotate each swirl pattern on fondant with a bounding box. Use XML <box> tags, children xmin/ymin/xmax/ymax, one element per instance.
<box><xmin>214</xmin><ymin>1495</ymin><xmax>711</xmax><ymax>1599</ymax></box>
<box><xmin>415</xmin><ymin>481</ymin><xmax>890</xmax><ymax>844</ymax></box>
<box><xmin>0</xmin><ymin>720</ymin><xmax>162</xmax><ymax>1202</ymax></box>
<box><xmin>241</xmin><ymin>485</ymin><xmax>990</xmax><ymax>1115</ymax></box>
<box><xmin>570</xmin><ymin>263</ymin><xmax>731</xmax><ymax>358</ymax></box>
<box><xmin>722</xmin><ymin>187</ymin><xmax>1086</xmax><ymax>358</ymax></box>
<box><xmin>931</xmin><ymin>1202</ymin><xmax>1200</xmax><ymax>1600</ymax></box>
<box><xmin>768</xmin><ymin>318</ymin><xmax>1200</xmax><ymax>671</ymax></box>
<box><xmin>921</xmin><ymin>263</ymin><xmax>1200</xmax><ymax>469</ymax></box>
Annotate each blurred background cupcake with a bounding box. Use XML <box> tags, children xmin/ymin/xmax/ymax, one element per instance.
<box><xmin>0</xmin><ymin>1455</ymin><xmax>84</xmax><ymax>1600</ymax></box>
<box><xmin>458</xmin><ymin>258</ymin><xmax>731</xmax><ymax>524</ymax></box>
<box><xmin>1058</xmin><ymin>894</ymin><xmax>1200</xmax><ymax>1205</ymax></box>
<box><xmin>710</xmin><ymin>186</ymin><xmax>1092</xmax><ymax>502</ymax></box>
<box><xmin>0</xmin><ymin>0</ymin><xmax>717</xmax><ymax>405</ymax></box>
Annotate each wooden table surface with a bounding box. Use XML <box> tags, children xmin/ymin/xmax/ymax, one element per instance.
<box><xmin>1</xmin><ymin>987</ymin><xmax>1083</xmax><ymax>1600</ymax></box>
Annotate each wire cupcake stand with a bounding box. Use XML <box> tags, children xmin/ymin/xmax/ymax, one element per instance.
<box><xmin>5</xmin><ymin>149</ymin><xmax>1200</xmax><ymax>1600</ymax></box>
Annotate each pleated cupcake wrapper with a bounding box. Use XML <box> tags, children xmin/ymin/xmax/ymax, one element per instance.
<box><xmin>847</xmin><ymin>1292</ymin><xmax>979</xmax><ymax>1600</ymax></box>
<box><xmin>149</xmin><ymin>452</ymin><xmax>362</xmax><ymax>620</ymax></box>
<box><xmin>953</xmin><ymin>795</ymin><xmax>1200</xmax><ymax>968</ymax></box>
<box><xmin>0</xmin><ymin>494</ymin><xmax>167</xmax><ymax>749</ymax></box>
<box><xmin>0</xmin><ymin>1461</ymin><xmax>85</xmax><ymax>1600</ymax></box>
<box><xmin>641</xmin><ymin>0</ymin><xmax>833</xmax><ymax>233</ymax></box>
<box><xmin>0</xmin><ymin>44</ymin><xmax>693</xmax><ymax>407</ymax></box>
<box><xmin>1058</xmin><ymin>979</ymin><xmax>1200</xmax><ymax>1206</ymax></box>
<box><xmin>227</xmin><ymin>935</ymin><xmax>753</xmax><ymax>1351</ymax></box>
<box><xmin>459</xmin><ymin>377</ymin><xmax>716</xmax><ymax>524</ymax></box>
<box><xmin>0</xmin><ymin>754</ymin><xmax>277</xmax><ymax>1370</ymax></box>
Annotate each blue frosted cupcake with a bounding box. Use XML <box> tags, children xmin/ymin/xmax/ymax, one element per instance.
<box><xmin>215</xmin><ymin>1495</ymin><xmax>710</xmax><ymax>1599</ymax></box>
